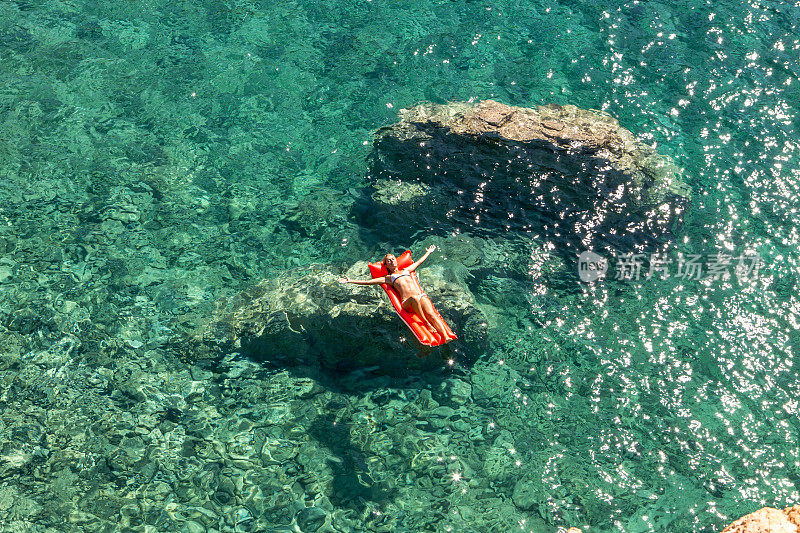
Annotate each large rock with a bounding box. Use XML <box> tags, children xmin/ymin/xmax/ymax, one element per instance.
<box><xmin>722</xmin><ymin>506</ymin><xmax>800</xmax><ymax>533</ymax></box>
<box><xmin>355</xmin><ymin>100</ymin><xmax>690</xmax><ymax>256</ymax></box>
<box><xmin>195</xmin><ymin>262</ymin><xmax>488</xmax><ymax>373</ymax></box>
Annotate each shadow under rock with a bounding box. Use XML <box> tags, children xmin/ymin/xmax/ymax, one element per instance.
<box><xmin>306</xmin><ymin>413</ymin><xmax>397</xmax><ymax>512</ymax></box>
<box><xmin>241</xmin><ymin>337</ymin><xmax>467</xmax><ymax>394</ymax></box>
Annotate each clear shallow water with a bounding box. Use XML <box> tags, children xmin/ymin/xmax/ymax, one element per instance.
<box><xmin>0</xmin><ymin>0</ymin><xmax>798</xmax><ymax>531</ymax></box>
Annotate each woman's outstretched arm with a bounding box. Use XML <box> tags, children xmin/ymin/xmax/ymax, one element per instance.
<box><xmin>408</xmin><ymin>245</ymin><xmax>437</xmax><ymax>271</ymax></box>
<box><xmin>338</xmin><ymin>275</ymin><xmax>386</xmax><ymax>285</ymax></box>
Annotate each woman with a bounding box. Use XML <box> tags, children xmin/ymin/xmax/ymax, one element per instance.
<box><xmin>339</xmin><ymin>245</ymin><xmax>454</xmax><ymax>343</ymax></box>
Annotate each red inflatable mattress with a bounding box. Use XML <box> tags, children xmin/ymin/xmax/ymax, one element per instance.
<box><xmin>368</xmin><ymin>251</ymin><xmax>456</xmax><ymax>347</ymax></box>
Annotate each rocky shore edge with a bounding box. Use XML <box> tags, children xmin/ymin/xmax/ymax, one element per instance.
<box><xmin>720</xmin><ymin>505</ymin><xmax>800</xmax><ymax>533</ymax></box>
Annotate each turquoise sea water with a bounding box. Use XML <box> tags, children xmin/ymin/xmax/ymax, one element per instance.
<box><xmin>1</xmin><ymin>0</ymin><xmax>799</xmax><ymax>531</ymax></box>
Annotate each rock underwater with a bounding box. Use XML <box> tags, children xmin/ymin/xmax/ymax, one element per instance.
<box><xmin>354</xmin><ymin>100</ymin><xmax>691</xmax><ymax>257</ymax></box>
<box><xmin>191</xmin><ymin>100</ymin><xmax>691</xmax><ymax>370</ymax></box>
<box><xmin>193</xmin><ymin>261</ymin><xmax>488</xmax><ymax>373</ymax></box>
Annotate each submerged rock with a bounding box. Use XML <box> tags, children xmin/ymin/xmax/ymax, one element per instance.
<box><xmin>280</xmin><ymin>187</ymin><xmax>350</xmax><ymax>238</ymax></box>
<box><xmin>356</xmin><ymin>100</ymin><xmax>690</xmax><ymax>256</ymax></box>
<box><xmin>196</xmin><ymin>262</ymin><xmax>488</xmax><ymax>373</ymax></box>
<box><xmin>511</xmin><ymin>479</ymin><xmax>539</xmax><ymax>511</ymax></box>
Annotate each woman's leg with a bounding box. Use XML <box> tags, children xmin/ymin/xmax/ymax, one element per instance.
<box><xmin>420</xmin><ymin>296</ymin><xmax>454</xmax><ymax>342</ymax></box>
<box><xmin>402</xmin><ymin>296</ymin><xmax>435</xmax><ymax>332</ymax></box>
